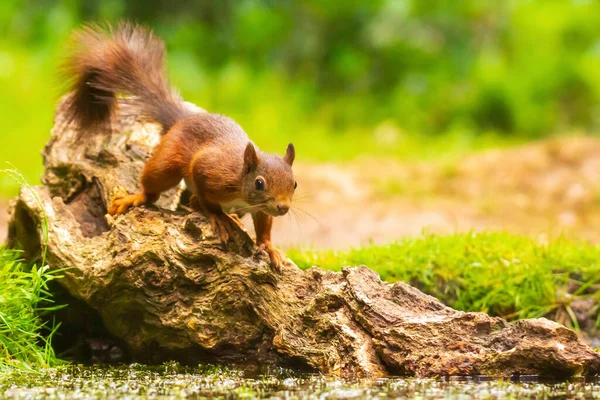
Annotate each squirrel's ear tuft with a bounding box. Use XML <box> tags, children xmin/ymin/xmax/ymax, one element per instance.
<box><xmin>244</xmin><ymin>142</ymin><xmax>260</xmax><ymax>173</ymax></box>
<box><xmin>283</xmin><ymin>143</ymin><xmax>295</xmax><ymax>166</ymax></box>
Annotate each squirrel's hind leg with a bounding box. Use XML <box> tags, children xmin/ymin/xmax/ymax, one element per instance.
<box><xmin>108</xmin><ymin>192</ymin><xmax>159</xmax><ymax>215</ymax></box>
<box><xmin>108</xmin><ymin>139</ymin><xmax>185</xmax><ymax>215</ymax></box>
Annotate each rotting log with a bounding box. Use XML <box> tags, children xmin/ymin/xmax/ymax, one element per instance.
<box><xmin>7</xmin><ymin>100</ymin><xmax>600</xmax><ymax>378</ymax></box>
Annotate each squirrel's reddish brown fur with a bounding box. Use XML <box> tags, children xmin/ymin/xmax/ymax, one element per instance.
<box><xmin>62</xmin><ymin>22</ymin><xmax>297</xmax><ymax>269</ymax></box>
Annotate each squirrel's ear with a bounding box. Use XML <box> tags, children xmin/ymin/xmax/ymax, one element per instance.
<box><xmin>283</xmin><ymin>143</ymin><xmax>295</xmax><ymax>166</ymax></box>
<box><xmin>244</xmin><ymin>142</ymin><xmax>260</xmax><ymax>173</ymax></box>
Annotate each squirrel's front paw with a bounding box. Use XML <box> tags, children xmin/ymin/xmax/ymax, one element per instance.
<box><xmin>256</xmin><ymin>241</ymin><xmax>283</xmax><ymax>272</ymax></box>
<box><xmin>227</xmin><ymin>213</ymin><xmax>245</xmax><ymax>229</ymax></box>
<box><xmin>207</xmin><ymin>212</ymin><xmax>240</xmax><ymax>243</ymax></box>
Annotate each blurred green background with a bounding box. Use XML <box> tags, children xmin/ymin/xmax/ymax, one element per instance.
<box><xmin>2</xmin><ymin>0</ymin><xmax>600</xmax><ymax>196</ymax></box>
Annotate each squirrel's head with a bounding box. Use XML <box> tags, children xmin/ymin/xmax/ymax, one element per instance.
<box><xmin>241</xmin><ymin>142</ymin><xmax>296</xmax><ymax>216</ymax></box>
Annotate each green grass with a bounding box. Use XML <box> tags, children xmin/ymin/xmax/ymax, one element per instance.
<box><xmin>0</xmin><ymin>247</ymin><xmax>64</xmax><ymax>371</ymax></box>
<box><xmin>289</xmin><ymin>232</ymin><xmax>600</xmax><ymax>328</ymax></box>
<box><xmin>0</xmin><ymin>168</ymin><xmax>64</xmax><ymax>372</ymax></box>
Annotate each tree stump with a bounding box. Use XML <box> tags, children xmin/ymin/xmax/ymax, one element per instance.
<box><xmin>7</xmin><ymin>100</ymin><xmax>600</xmax><ymax>378</ymax></box>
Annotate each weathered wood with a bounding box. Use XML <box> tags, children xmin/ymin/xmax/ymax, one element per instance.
<box><xmin>8</xmin><ymin>100</ymin><xmax>600</xmax><ymax>378</ymax></box>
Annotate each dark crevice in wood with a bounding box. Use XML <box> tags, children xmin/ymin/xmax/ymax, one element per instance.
<box><xmin>65</xmin><ymin>178</ymin><xmax>110</xmax><ymax>238</ymax></box>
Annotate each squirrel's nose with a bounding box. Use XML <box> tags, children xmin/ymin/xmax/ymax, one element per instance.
<box><xmin>277</xmin><ymin>204</ymin><xmax>290</xmax><ymax>215</ymax></box>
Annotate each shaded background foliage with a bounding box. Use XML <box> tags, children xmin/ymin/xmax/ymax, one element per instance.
<box><xmin>1</xmin><ymin>0</ymin><xmax>600</xmax><ymax>194</ymax></box>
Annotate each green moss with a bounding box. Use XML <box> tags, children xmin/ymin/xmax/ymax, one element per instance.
<box><xmin>289</xmin><ymin>232</ymin><xmax>600</xmax><ymax>327</ymax></box>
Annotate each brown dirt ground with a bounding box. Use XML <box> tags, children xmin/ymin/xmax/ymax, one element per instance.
<box><xmin>2</xmin><ymin>136</ymin><xmax>600</xmax><ymax>250</ymax></box>
<box><xmin>271</xmin><ymin>136</ymin><xmax>600</xmax><ymax>249</ymax></box>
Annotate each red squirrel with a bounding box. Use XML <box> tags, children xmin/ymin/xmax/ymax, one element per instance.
<box><xmin>62</xmin><ymin>23</ymin><xmax>296</xmax><ymax>269</ymax></box>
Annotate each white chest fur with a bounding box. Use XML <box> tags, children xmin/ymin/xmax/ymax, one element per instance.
<box><xmin>221</xmin><ymin>198</ymin><xmax>251</xmax><ymax>215</ymax></box>
<box><xmin>184</xmin><ymin>178</ymin><xmax>250</xmax><ymax>214</ymax></box>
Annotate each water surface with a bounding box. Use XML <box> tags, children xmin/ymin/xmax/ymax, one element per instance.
<box><xmin>2</xmin><ymin>363</ymin><xmax>599</xmax><ymax>399</ymax></box>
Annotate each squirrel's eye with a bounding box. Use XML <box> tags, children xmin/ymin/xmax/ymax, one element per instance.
<box><xmin>294</xmin><ymin>181</ymin><xmax>297</xmax><ymax>190</ymax></box>
<box><xmin>255</xmin><ymin>178</ymin><xmax>265</xmax><ymax>190</ymax></box>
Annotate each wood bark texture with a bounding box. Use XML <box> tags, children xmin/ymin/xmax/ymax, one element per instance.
<box><xmin>8</xmin><ymin>100</ymin><xmax>600</xmax><ymax>378</ymax></box>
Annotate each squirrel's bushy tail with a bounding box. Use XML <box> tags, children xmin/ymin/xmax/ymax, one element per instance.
<box><xmin>62</xmin><ymin>22</ymin><xmax>191</xmax><ymax>134</ymax></box>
